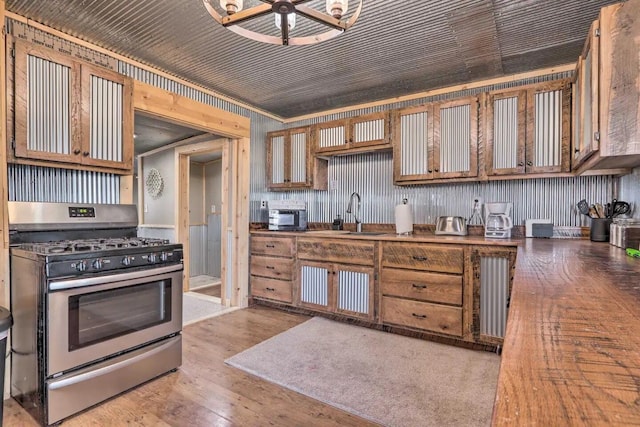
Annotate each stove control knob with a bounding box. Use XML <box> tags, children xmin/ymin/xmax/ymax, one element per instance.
<box><xmin>160</xmin><ymin>252</ymin><xmax>169</xmax><ymax>262</ymax></box>
<box><xmin>121</xmin><ymin>256</ymin><xmax>132</xmax><ymax>266</ymax></box>
<box><xmin>148</xmin><ymin>253</ymin><xmax>158</xmax><ymax>263</ymax></box>
<box><xmin>92</xmin><ymin>259</ymin><xmax>103</xmax><ymax>270</ymax></box>
<box><xmin>75</xmin><ymin>260</ymin><xmax>87</xmax><ymax>272</ymax></box>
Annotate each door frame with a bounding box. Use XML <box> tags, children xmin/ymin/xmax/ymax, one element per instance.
<box><xmin>133</xmin><ymin>82</ymin><xmax>251</xmax><ymax>308</ymax></box>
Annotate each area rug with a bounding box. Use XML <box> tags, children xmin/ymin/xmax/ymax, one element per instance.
<box><xmin>225</xmin><ymin>317</ymin><xmax>500</xmax><ymax>427</ymax></box>
<box><xmin>182</xmin><ymin>292</ymin><xmax>228</xmax><ymax>326</ymax></box>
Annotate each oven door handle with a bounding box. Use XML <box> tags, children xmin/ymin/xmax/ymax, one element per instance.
<box><xmin>49</xmin><ymin>264</ymin><xmax>183</xmax><ymax>291</ymax></box>
<box><xmin>48</xmin><ymin>337</ymin><xmax>178</xmax><ymax>390</ymax></box>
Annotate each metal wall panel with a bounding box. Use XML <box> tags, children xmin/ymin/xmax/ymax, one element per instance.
<box><xmin>534</xmin><ymin>90</ymin><xmax>562</xmax><ymax>167</ymax></box>
<box><xmin>619</xmin><ymin>168</ymin><xmax>640</xmax><ymax>219</ymax></box>
<box><xmin>27</xmin><ymin>55</ymin><xmax>71</xmax><ymax>154</ymax></box>
<box><xmin>90</xmin><ymin>75</ymin><xmax>123</xmax><ymax>162</ymax></box>
<box><xmin>494</xmin><ymin>97</ymin><xmax>518</xmax><ymax>169</ymax></box>
<box><xmin>8</xmin><ymin>164</ymin><xmax>120</xmax><ymax>203</ymax></box>
<box><xmin>189</xmin><ymin>225</ymin><xmax>207</xmax><ymax>277</ymax></box>
<box><xmin>271</xmin><ymin>135</ymin><xmax>285</xmax><ymax>184</ymax></box>
<box><xmin>440</xmin><ymin>104</ymin><xmax>470</xmax><ymax>173</ymax></box>
<box><xmin>353</xmin><ymin>118</ymin><xmax>384</xmax><ymax>143</ymax></box>
<box><xmin>337</xmin><ymin>271</ymin><xmax>369</xmax><ymax>314</ymax></box>
<box><xmin>207</xmin><ymin>214</ymin><xmax>222</xmax><ymax>277</ymax></box>
<box><xmin>290</xmin><ymin>131</ymin><xmax>306</xmax><ymax>183</ymax></box>
<box><xmin>480</xmin><ymin>257</ymin><xmax>509</xmax><ymax>338</ymax></box>
<box><xmin>300</xmin><ymin>265</ymin><xmax>329</xmax><ymax>306</ymax></box>
<box><xmin>401</xmin><ymin>111</ymin><xmax>428</xmax><ymax>176</ymax></box>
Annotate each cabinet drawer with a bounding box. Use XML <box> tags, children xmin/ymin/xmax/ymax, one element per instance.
<box><xmin>250</xmin><ymin>255</ymin><xmax>293</xmax><ymax>280</ymax></box>
<box><xmin>380</xmin><ymin>268</ymin><xmax>462</xmax><ymax>305</ymax></box>
<box><xmin>251</xmin><ymin>276</ymin><xmax>292</xmax><ymax>303</ymax></box>
<box><xmin>381</xmin><ymin>297</ymin><xmax>462</xmax><ymax>337</ymax></box>
<box><xmin>381</xmin><ymin>243</ymin><xmax>463</xmax><ymax>274</ymax></box>
<box><xmin>251</xmin><ymin>236</ymin><xmax>294</xmax><ymax>257</ymax></box>
<box><xmin>297</xmin><ymin>238</ymin><xmax>375</xmax><ymax>266</ymax></box>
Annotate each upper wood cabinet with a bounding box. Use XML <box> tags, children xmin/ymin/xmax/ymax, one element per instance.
<box><xmin>313</xmin><ymin>111</ymin><xmax>391</xmax><ymax>156</ymax></box>
<box><xmin>266</xmin><ymin>126</ymin><xmax>327</xmax><ymax>191</ymax></box>
<box><xmin>485</xmin><ymin>80</ymin><xmax>571</xmax><ymax>176</ymax></box>
<box><xmin>11</xmin><ymin>39</ymin><xmax>134</xmax><ymax>173</ymax></box>
<box><xmin>575</xmin><ymin>1</ymin><xmax>640</xmax><ymax>173</ymax></box>
<box><xmin>393</xmin><ymin>96</ymin><xmax>478</xmax><ymax>184</ymax></box>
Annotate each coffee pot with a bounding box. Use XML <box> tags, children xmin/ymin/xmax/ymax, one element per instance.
<box><xmin>484</xmin><ymin>202</ymin><xmax>513</xmax><ymax>239</ymax></box>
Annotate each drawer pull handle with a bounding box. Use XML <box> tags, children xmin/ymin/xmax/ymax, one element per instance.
<box><xmin>266</xmin><ymin>266</ymin><xmax>275</xmax><ymax>270</ymax></box>
<box><xmin>266</xmin><ymin>287</ymin><xmax>275</xmax><ymax>292</ymax></box>
<box><xmin>412</xmin><ymin>313</ymin><xmax>427</xmax><ymax>319</ymax></box>
<box><xmin>266</xmin><ymin>244</ymin><xmax>275</xmax><ymax>248</ymax></box>
<box><xmin>412</xmin><ymin>284</ymin><xmax>427</xmax><ymax>289</ymax></box>
<box><xmin>412</xmin><ymin>256</ymin><xmax>427</xmax><ymax>262</ymax></box>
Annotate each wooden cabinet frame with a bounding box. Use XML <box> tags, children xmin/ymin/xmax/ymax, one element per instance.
<box><xmin>313</xmin><ymin>111</ymin><xmax>391</xmax><ymax>156</ymax></box>
<box><xmin>485</xmin><ymin>89</ymin><xmax>527</xmax><ymax>176</ymax></box>
<box><xmin>11</xmin><ymin>38</ymin><xmax>133</xmax><ymax>172</ymax></box>
<box><xmin>392</xmin><ymin>104</ymin><xmax>434</xmax><ymax>182</ymax></box>
<box><xmin>266</xmin><ymin>126</ymin><xmax>327</xmax><ymax>191</ymax></box>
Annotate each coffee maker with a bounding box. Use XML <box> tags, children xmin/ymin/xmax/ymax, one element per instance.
<box><xmin>484</xmin><ymin>202</ymin><xmax>513</xmax><ymax>238</ymax></box>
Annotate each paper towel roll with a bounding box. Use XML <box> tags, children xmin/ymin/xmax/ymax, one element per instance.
<box><xmin>395</xmin><ymin>202</ymin><xmax>414</xmax><ymax>235</ymax></box>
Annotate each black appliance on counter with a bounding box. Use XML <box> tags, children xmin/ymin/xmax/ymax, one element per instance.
<box><xmin>9</xmin><ymin>202</ymin><xmax>183</xmax><ymax>426</ymax></box>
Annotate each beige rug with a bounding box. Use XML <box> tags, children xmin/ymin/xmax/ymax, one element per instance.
<box><xmin>225</xmin><ymin>317</ymin><xmax>500</xmax><ymax>427</ymax></box>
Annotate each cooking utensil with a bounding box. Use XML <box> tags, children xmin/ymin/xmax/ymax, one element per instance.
<box><xmin>577</xmin><ymin>199</ymin><xmax>590</xmax><ymax>216</ymax></box>
<box><xmin>595</xmin><ymin>203</ymin><xmax>605</xmax><ymax>219</ymax></box>
<box><xmin>588</xmin><ymin>205</ymin><xmax>598</xmax><ymax>218</ymax></box>
<box><xmin>613</xmin><ymin>201</ymin><xmax>631</xmax><ymax>217</ymax></box>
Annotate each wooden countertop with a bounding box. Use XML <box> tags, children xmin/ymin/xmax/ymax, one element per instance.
<box><xmin>250</xmin><ymin>230</ymin><xmax>520</xmax><ymax>247</ymax></box>
<box><xmin>493</xmin><ymin>239</ymin><xmax>640</xmax><ymax>425</ymax></box>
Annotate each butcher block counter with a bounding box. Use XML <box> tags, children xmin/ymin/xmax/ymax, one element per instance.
<box><xmin>493</xmin><ymin>238</ymin><xmax>640</xmax><ymax>425</ymax></box>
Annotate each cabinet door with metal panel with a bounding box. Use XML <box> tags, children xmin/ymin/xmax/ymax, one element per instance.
<box><xmin>392</xmin><ymin>104</ymin><xmax>435</xmax><ymax>183</ymax></box>
<box><xmin>266</xmin><ymin>126</ymin><xmax>325</xmax><ymax>190</ymax></box>
<box><xmin>525</xmin><ymin>80</ymin><xmax>571</xmax><ymax>174</ymax></box>
<box><xmin>433</xmin><ymin>96</ymin><xmax>479</xmax><ymax>179</ymax></box>
<box><xmin>471</xmin><ymin>246</ymin><xmax>517</xmax><ymax>346</ymax></box>
<box><xmin>572</xmin><ymin>20</ymin><xmax>600</xmax><ymax>170</ymax></box>
<box><xmin>297</xmin><ymin>238</ymin><xmax>376</xmax><ymax>320</ymax></box>
<box><xmin>485</xmin><ymin>89</ymin><xmax>527</xmax><ymax>176</ymax></box>
<box><xmin>11</xmin><ymin>39</ymin><xmax>134</xmax><ymax>173</ymax></box>
<box><xmin>313</xmin><ymin>112</ymin><xmax>391</xmax><ymax>156</ymax></box>
<box><xmin>249</xmin><ymin>235</ymin><xmax>295</xmax><ymax>304</ymax></box>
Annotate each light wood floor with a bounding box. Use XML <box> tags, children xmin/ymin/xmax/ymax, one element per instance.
<box><xmin>191</xmin><ymin>284</ymin><xmax>221</xmax><ymax>298</ymax></box>
<box><xmin>3</xmin><ymin>306</ymin><xmax>375</xmax><ymax>426</ymax></box>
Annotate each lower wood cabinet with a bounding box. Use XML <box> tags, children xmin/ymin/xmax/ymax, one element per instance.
<box><xmin>250</xmin><ymin>235</ymin><xmax>295</xmax><ymax>304</ymax></box>
<box><xmin>381</xmin><ymin>297</ymin><xmax>463</xmax><ymax>337</ymax></box>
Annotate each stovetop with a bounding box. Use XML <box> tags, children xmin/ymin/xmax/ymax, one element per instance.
<box><xmin>18</xmin><ymin>237</ymin><xmax>171</xmax><ymax>255</ymax></box>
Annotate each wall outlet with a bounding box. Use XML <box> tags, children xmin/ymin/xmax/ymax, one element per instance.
<box><xmin>330</xmin><ymin>180</ymin><xmax>338</xmax><ymax>191</ymax></box>
<box><xmin>260</xmin><ymin>200</ymin><xmax>268</xmax><ymax>209</ymax></box>
<box><xmin>211</xmin><ymin>204</ymin><xmax>216</xmax><ymax>214</ymax></box>
<box><xmin>144</xmin><ymin>203</ymin><xmax>148</xmax><ymax>213</ymax></box>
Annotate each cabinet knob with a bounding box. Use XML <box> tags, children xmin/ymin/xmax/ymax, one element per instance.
<box><xmin>428</xmin><ymin>169</ymin><xmax>433</xmax><ymax>173</ymax></box>
<box><xmin>266</xmin><ymin>266</ymin><xmax>275</xmax><ymax>270</ymax></box>
<box><xmin>412</xmin><ymin>284</ymin><xmax>427</xmax><ymax>289</ymax></box>
<box><xmin>412</xmin><ymin>256</ymin><xmax>428</xmax><ymax>262</ymax></box>
<box><xmin>434</xmin><ymin>168</ymin><xmax>439</xmax><ymax>172</ymax></box>
<box><xmin>518</xmin><ymin>162</ymin><xmax>524</xmax><ymax>167</ymax></box>
<box><xmin>526</xmin><ymin>161</ymin><xmax>533</xmax><ymax>166</ymax></box>
<box><xmin>73</xmin><ymin>149</ymin><xmax>81</xmax><ymax>155</ymax></box>
<box><xmin>265</xmin><ymin>287</ymin><xmax>275</xmax><ymax>292</ymax></box>
<box><xmin>349</xmin><ymin>138</ymin><xmax>353</xmax><ymax>143</ymax></box>
<box><xmin>411</xmin><ymin>313</ymin><xmax>427</xmax><ymax>319</ymax></box>
<box><xmin>83</xmin><ymin>151</ymin><xmax>90</xmax><ymax>157</ymax></box>
<box><xmin>574</xmin><ymin>148</ymin><xmax>580</xmax><ymax>153</ymax></box>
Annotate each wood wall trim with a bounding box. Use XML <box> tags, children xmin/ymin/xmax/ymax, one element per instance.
<box><xmin>4</xmin><ymin>11</ymin><xmax>283</xmax><ymax>122</ymax></box>
<box><xmin>283</xmin><ymin>63</ymin><xmax>576</xmax><ymax>124</ymax></box>
<box><xmin>0</xmin><ymin>0</ymin><xmax>8</xmax><ymax>309</ymax></box>
<box><xmin>133</xmin><ymin>82</ymin><xmax>250</xmax><ymax>138</ymax></box>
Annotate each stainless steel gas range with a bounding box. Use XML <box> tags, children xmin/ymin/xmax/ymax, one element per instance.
<box><xmin>8</xmin><ymin>202</ymin><xmax>183</xmax><ymax>426</ymax></box>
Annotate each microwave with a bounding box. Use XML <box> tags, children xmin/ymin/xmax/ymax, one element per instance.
<box><xmin>268</xmin><ymin>209</ymin><xmax>307</xmax><ymax>231</ymax></box>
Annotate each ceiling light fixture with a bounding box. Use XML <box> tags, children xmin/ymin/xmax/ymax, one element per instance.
<box><xmin>203</xmin><ymin>0</ymin><xmax>363</xmax><ymax>46</ymax></box>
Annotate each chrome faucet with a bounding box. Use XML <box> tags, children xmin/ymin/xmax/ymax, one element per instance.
<box><xmin>346</xmin><ymin>191</ymin><xmax>362</xmax><ymax>233</ymax></box>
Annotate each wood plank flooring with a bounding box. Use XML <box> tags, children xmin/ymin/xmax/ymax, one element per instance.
<box><xmin>3</xmin><ymin>306</ymin><xmax>375</xmax><ymax>426</ymax></box>
<box><xmin>192</xmin><ymin>284</ymin><xmax>221</xmax><ymax>298</ymax></box>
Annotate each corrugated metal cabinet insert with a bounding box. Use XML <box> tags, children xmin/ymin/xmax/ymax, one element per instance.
<box><xmin>11</xmin><ymin>39</ymin><xmax>134</xmax><ymax>173</ymax></box>
<box><xmin>266</xmin><ymin>126</ymin><xmax>327</xmax><ymax>191</ymax></box>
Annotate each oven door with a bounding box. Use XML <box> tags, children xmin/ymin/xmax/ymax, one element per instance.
<box><xmin>47</xmin><ymin>264</ymin><xmax>183</xmax><ymax>376</ymax></box>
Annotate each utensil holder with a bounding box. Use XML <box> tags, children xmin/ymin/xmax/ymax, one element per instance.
<box><xmin>590</xmin><ymin>218</ymin><xmax>612</xmax><ymax>242</ymax></box>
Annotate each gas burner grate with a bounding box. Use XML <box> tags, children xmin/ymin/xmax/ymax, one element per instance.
<box><xmin>18</xmin><ymin>237</ymin><xmax>171</xmax><ymax>254</ymax></box>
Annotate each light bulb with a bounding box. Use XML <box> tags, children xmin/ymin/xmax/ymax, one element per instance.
<box><xmin>219</xmin><ymin>0</ymin><xmax>243</xmax><ymax>15</ymax></box>
<box><xmin>326</xmin><ymin>0</ymin><xmax>348</xmax><ymax>19</ymax></box>
<box><xmin>275</xmin><ymin>12</ymin><xmax>296</xmax><ymax>30</ymax></box>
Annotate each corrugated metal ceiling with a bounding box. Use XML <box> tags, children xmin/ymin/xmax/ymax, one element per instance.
<box><xmin>5</xmin><ymin>0</ymin><xmax>620</xmax><ymax>118</ymax></box>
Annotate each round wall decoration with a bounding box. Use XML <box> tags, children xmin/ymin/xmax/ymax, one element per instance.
<box><xmin>145</xmin><ymin>168</ymin><xmax>164</xmax><ymax>200</ymax></box>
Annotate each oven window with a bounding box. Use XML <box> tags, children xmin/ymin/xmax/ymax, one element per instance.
<box><xmin>68</xmin><ymin>280</ymin><xmax>172</xmax><ymax>351</ymax></box>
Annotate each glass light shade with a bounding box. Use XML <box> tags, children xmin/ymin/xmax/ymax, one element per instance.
<box><xmin>326</xmin><ymin>0</ymin><xmax>348</xmax><ymax>19</ymax></box>
<box><xmin>220</xmin><ymin>0</ymin><xmax>243</xmax><ymax>15</ymax></box>
<box><xmin>275</xmin><ymin>12</ymin><xmax>296</xmax><ymax>30</ymax></box>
